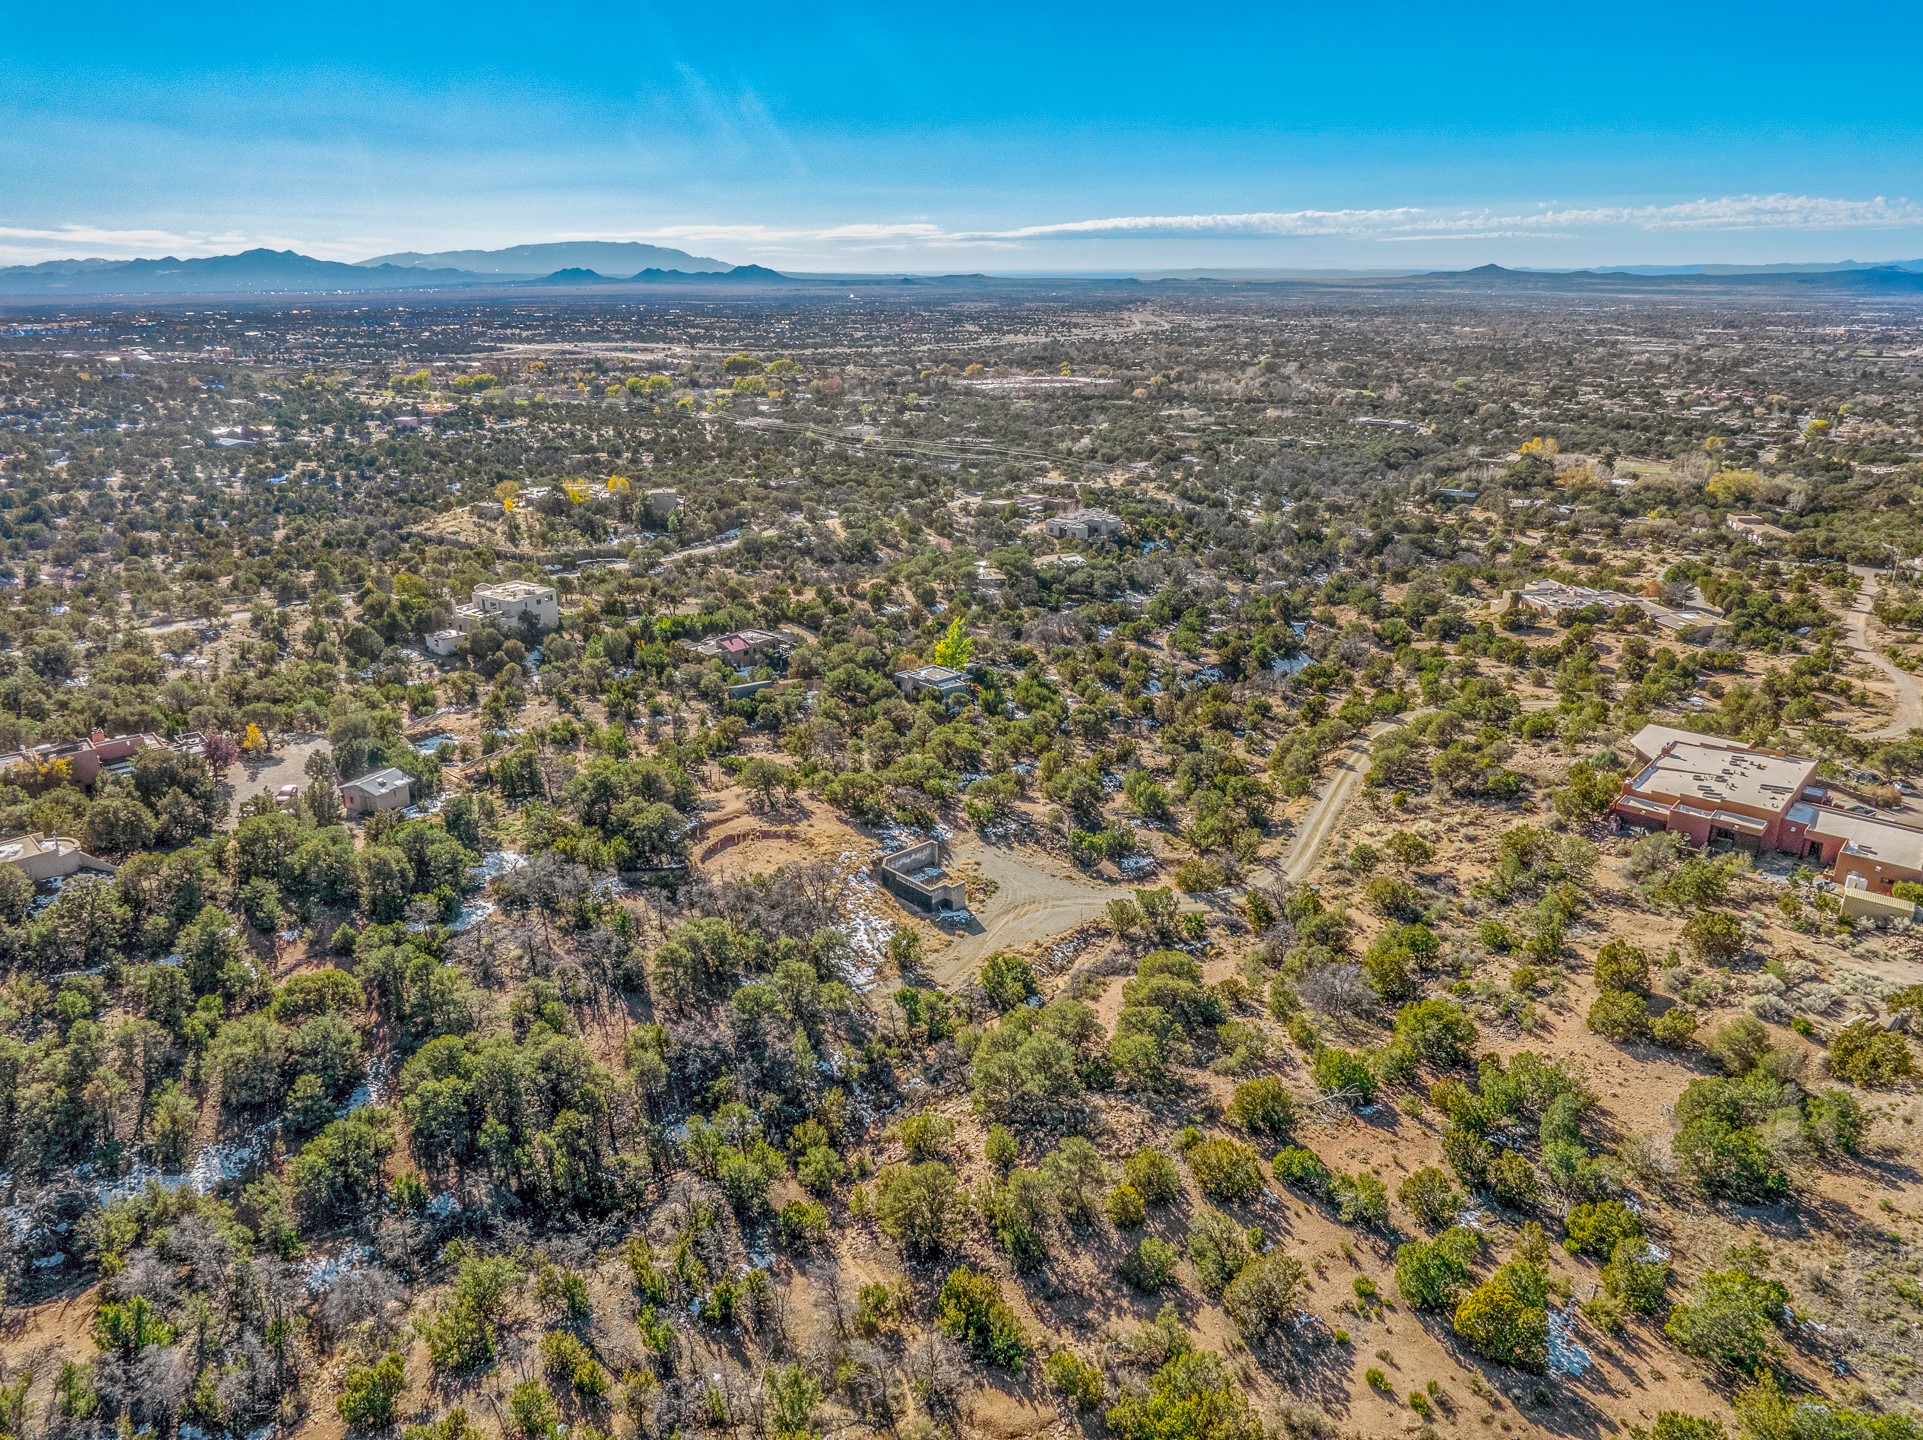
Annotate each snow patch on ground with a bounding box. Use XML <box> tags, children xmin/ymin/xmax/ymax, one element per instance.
<box><xmin>303</xmin><ymin>1242</ymin><xmax>371</xmax><ymax>1293</ymax></box>
<box><xmin>91</xmin><ymin>1124</ymin><xmax>275</xmax><ymax>1208</ymax></box>
<box><xmin>1546</xmin><ymin>1307</ymin><xmax>1592</xmax><ymax>1377</ymax></box>
<box><xmin>832</xmin><ymin>849</ymin><xmax>896</xmax><ymax>991</ymax></box>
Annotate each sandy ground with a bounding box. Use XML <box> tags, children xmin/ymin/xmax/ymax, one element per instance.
<box><xmin>221</xmin><ymin>733</ymin><xmax>329</xmax><ymax>826</ymax></box>
<box><xmin>1847</xmin><ymin>566</ymin><xmax>1923</xmax><ymax>739</ymax></box>
<box><xmin>926</xmin><ymin>835</ymin><xmax>1124</xmax><ymax>986</ymax></box>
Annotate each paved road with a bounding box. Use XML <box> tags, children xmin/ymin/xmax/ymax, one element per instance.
<box><xmin>1846</xmin><ymin>566</ymin><xmax>1923</xmax><ymax>740</ymax></box>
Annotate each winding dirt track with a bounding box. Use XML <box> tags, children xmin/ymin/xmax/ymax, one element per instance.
<box><xmin>1845</xmin><ymin>566</ymin><xmax>1923</xmax><ymax>740</ymax></box>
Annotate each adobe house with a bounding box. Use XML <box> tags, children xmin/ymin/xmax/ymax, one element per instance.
<box><xmin>340</xmin><ymin>767</ymin><xmax>414</xmax><ymax>817</ymax></box>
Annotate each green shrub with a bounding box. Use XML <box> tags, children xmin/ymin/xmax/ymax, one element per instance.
<box><xmin>1602</xmin><ymin>1237</ymin><xmax>1669</xmax><ymax>1314</ymax></box>
<box><xmin>539</xmin><ymin>1330</ymin><xmax>610</xmax><ymax>1399</ymax></box>
<box><xmin>1829</xmin><ymin>1020</ymin><xmax>1914</xmax><ymax>1087</ymax></box>
<box><xmin>1681</xmin><ymin>911</ymin><xmax>1744</xmax><ymax>965</ymax></box>
<box><xmin>985</xmin><ymin>1124</ymin><xmax>1019</xmax><ymax>1173</ymax></box>
<box><xmin>1586</xmin><ymin>989</ymin><xmax>1650</xmax><ymax>1042</ymax></box>
<box><xmin>1664</xmin><ymin>1268</ymin><xmax>1787</xmax><ymax>1374</ymax></box>
<box><xmin>1363</xmin><ymin>875</ymin><xmax>1426</xmax><ymax>921</ymax></box>
<box><xmin>1394</xmin><ymin>1227</ymin><xmax>1479</xmax><ymax>1310</ymax></box>
<box><xmin>1674</xmin><ymin>1117</ymin><xmax>1787</xmax><ymax>1203</ymax></box>
<box><xmin>1562</xmin><ymin>1199</ymin><xmax>1643</xmax><ymax>1258</ymax></box>
<box><xmin>778</xmin><ymin>1199</ymin><xmax>829</xmax><ymax>1250</ymax></box>
<box><xmin>1310</xmin><ymin>1046</ymin><xmax>1377</xmax><ymax>1104</ymax></box>
<box><xmin>337</xmin><ymin>1350</ymin><xmax>406</xmax><ymax>1429</ymax></box>
<box><xmin>1486</xmin><ymin>1151</ymin><xmax>1542</xmax><ymax>1210</ymax></box>
<box><xmin>1271</xmin><ymin>1145</ymin><xmax>1332</xmax><ymax>1198</ymax></box>
<box><xmin>1452</xmin><ymin>1260</ymin><xmax>1549</xmax><ymax>1370</ymax></box>
<box><xmin>1332</xmin><ymin>1171</ymin><xmax>1390</xmax><ymax>1229</ymax></box>
<box><xmin>1187</xmin><ymin>1208</ymin><xmax>1251</xmax><ymax>1294</ymax></box>
<box><xmin>1706</xmin><ymin>1016</ymin><xmax>1771</xmax><ymax>1075</ymax></box>
<box><xmin>1732</xmin><ymin>1378</ymin><xmax>1902</xmax><ymax>1440</ymax></box>
<box><xmin>937</xmin><ymin>1266</ymin><xmax>1026</xmax><ymax>1367</ymax></box>
<box><xmin>1397</xmin><ymin>1167</ymin><xmax>1464</xmax><ymax>1230</ymax></box>
<box><xmin>1392</xmin><ymin>998</ymin><xmax>1478</xmax><ymax>1067</ymax></box>
<box><xmin>1224</xmin><ymin>1249</ymin><xmax>1308</xmax><ymax>1343</ymax></box>
<box><xmin>1225</xmin><ymin>1076</ymin><xmax>1298</xmax><ymax>1136</ymax></box>
<box><xmin>1123</xmin><ymin>1146</ymin><xmax>1182</xmax><ymax>1205</ymax></box>
<box><xmin>979</xmin><ymin>951</ymin><xmax>1039</xmax><ymax>1010</ymax></box>
<box><xmin>420</xmin><ymin>1254</ymin><xmax>522</xmax><ymax>1372</ymax></box>
<box><xmin>1804</xmin><ymin>1088</ymin><xmax>1869</xmax><ymax>1155</ymax></box>
<box><xmin>1043</xmin><ymin>1351</ymin><xmax>1106</xmax><ymax>1411</ymax></box>
<box><xmin>854</xmin><ymin>1281</ymin><xmax>899</xmax><ymax>1337</ymax></box>
<box><xmin>1123</xmin><ymin>1235</ymin><xmax>1183</xmax><ymax>1292</ymax></box>
<box><xmin>1105</xmin><ymin>1182</ymin><xmax>1147</xmax><ymax>1228</ymax></box>
<box><xmin>796</xmin><ymin>1144</ymin><xmax>846</xmax><ymax>1195</ymax></box>
<box><xmin>1650</xmin><ymin>1414</ymin><xmax>1728</xmax><ymax>1440</ymax></box>
<box><xmin>1106</xmin><ymin>1350</ymin><xmax>1261</xmax><ymax>1440</ymax></box>
<box><xmin>1651</xmin><ymin>1006</ymin><xmax>1700</xmax><ymax>1048</ymax></box>
<box><xmin>896</xmin><ymin>1108</ymin><xmax>955</xmax><ymax>1158</ymax></box>
<box><xmin>873</xmin><ymin>1161</ymin><xmax>962</xmax><ymax>1257</ymax></box>
<box><xmin>1186</xmin><ymin>1137</ymin><xmax>1265</xmax><ymax>1202</ymax></box>
<box><xmin>1592</xmin><ymin>938</ymin><xmax>1650</xmax><ymax>994</ymax></box>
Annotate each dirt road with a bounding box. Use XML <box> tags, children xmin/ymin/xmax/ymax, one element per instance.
<box><xmin>1247</xmin><ymin>697</ymin><xmax>1561</xmax><ymax>891</ymax></box>
<box><xmin>926</xmin><ymin>836</ymin><xmax>1121</xmax><ymax>987</ymax></box>
<box><xmin>1235</xmin><ymin>722</ymin><xmax>1394</xmax><ymax>891</ymax></box>
<box><xmin>1846</xmin><ymin>566</ymin><xmax>1923</xmax><ymax>740</ymax></box>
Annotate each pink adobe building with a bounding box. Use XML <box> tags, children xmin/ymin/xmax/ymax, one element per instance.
<box><xmin>0</xmin><ymin>729</ymin><xmax>159</xmax><ymax>788</ymax></box>
<box><xmin>1612</xmin><ymin>725</ymin><xmax>1923</xmax><ymax>896</ymax></box>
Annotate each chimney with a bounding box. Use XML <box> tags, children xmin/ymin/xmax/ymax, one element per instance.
<box><xmin>90</xmin><ymin>728</ymin><xmax>107</xmax><ymax>744</ymax></box>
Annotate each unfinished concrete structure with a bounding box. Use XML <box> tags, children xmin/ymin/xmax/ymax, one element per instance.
<box><xmin>874</xmin><ymin>839</ymin><xmax>968</xmax><ymax>914</ymax></box>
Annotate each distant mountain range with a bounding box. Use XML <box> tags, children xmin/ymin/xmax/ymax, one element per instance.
<box><xmin>0</xmin><ymin>247</ymin><xmax>766</xmax><ymax>297</ymax></box>
<box><xmin>0</xmin><ymin>249</ymin><xmax>491</xmax><ymax>297</ymax></box>
<box><xmin>358</xmin><ymin>241</ymin><xmax>728</xmax><ymax>276</ymax></box>
<box><xmin>4</xmin><ymin>246</ymin><xmax>1923</xmax><ymax>300</ymax></box>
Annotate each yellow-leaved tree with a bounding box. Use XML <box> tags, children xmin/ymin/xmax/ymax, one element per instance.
<box><xmin>1706</xmin><ymin>469</ymin><xmax>1764</xmax><ymax>501</ymax></box>
<box><xmin>930</xmin><ymin>617</ymin><xmax>974</xmax><ymax>670</ymax></box>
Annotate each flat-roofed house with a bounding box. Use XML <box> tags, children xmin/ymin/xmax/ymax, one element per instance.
<box><xmin>894</xmin><ymin>664</ymin><xmax>970</xmax><ymax>704</ymax></box>
<box><xmin>1612</xmin><ymin>727</ymin><xmax>1923</xmax><ymax>896</ymax></box>
<box><xmin>684</xmin><ymin>628</ymin><xmax>792</xmax><ymax>666</ymax></box>
<box><xmin>1784</xmin><ymin>805</ymin><xmax>1923</xmax><ymax>895</ymax></box>
<box><xmin>340</xmin><ymin>767</ymin><xmax>414</xmax><ymax>817</ymax></box>
<box><xmin>0</xmin><ymin>729</ymin><xmax>159</xmax><ymax>789</ymax></box>
<box><xmin>453</xmin><ymin>580</ymin><xmax>559</xmax><ymax>634</ymax></box>
<box><xmin>1043</xmin><ymin>508</ymin><xmax>1125</xmax><ymax>540</ymax></box>
<box><xmin>1728</xmin><ymin>513</ymin><xmax>1792</xmax><ymax>544</ymax></box>
<box><xmin>0</xmin><ymin>832</ymin><xmax>115</xmax><ymax>881</ymax></box>
<box><xmin>1514</xmin><ymin>579</ymin><xmax>1637</xmax><ymax>619</ymax></box>
<box><xmin>1612</xmin><ymin>735</ymin><xmax>1819</xmax><ymax>852</ymax></box>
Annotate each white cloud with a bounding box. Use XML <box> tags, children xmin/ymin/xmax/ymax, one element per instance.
<box><xmin>970</xmin><ymin>195</ymin><xmax>1923</xmax><ymax>243</ymax></box>
<box><xmin>8</xmin><ymin>192</ymin><xmax>1921</xmax><ymax>270</ymax></box>
<box><xmin>550</xmin><ymin>194</ymin><xmax>1923</xmax><ymax>259</ymax></box>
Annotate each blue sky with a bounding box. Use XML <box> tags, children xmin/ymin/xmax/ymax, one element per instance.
<box><xmin>4</xmin><ymin>1</ymin><xmax>1922</xmax><ymax>272</ymax></box>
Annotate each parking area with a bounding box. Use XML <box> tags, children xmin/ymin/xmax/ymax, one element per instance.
<box><xmin>222</xmin><ymin>733</ymin><xmax>328</xmax><ymax>825</ymax></box>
